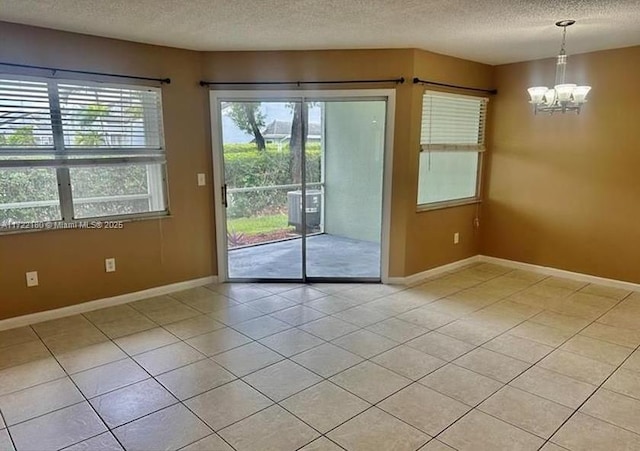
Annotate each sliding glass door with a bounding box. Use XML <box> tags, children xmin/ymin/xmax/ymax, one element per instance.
<box><xmin>304</xmin><ymin>100</ymin><xmax>386</xmax><ymax>280</ymax></box>
<box><xmin>213</xmin><ymin>92</ymin><xmax>389</xmax><ymax>282</ymax></box>
<box><xmin>220</xmin><ymin>100</ymin><xmax>303</xmax><ymax>279</ymax></box>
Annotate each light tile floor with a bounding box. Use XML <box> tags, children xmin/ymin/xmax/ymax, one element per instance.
<box><xmin>1</xmin><ymin>263</ymin><xmax>640</xmax><ymax>450</ymax></box>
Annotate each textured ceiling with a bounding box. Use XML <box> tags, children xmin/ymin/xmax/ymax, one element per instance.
<box><xmin>1</xmin><ymin>0</ymin><xmax>639</xmax><ymax>64</ymax></box>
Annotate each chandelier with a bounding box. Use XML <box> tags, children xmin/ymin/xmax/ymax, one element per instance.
<box><xmin>527</xmin><ymin>20</ymin><xmax>591</xmax><ymax>114</ymax></box>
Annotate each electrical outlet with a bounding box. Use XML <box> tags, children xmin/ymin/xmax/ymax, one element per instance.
<box><xmin>197</xmin><ymin>173</ymin><xmax>206</xmax><ymax>186</ymax></box>
<box><xmin>26</xmin><ymin>271</ymin><xmax>39</xmax><ymax>287</ymax></box>
<box><xmin>453</xmin><ymin>232</ymin><xmax>460</xmax><ymax>244</ymax></box>
<box><xmin>105</xmin><ymin>258</ymin><xmax>116</xmax><ymax>273</ymax></box>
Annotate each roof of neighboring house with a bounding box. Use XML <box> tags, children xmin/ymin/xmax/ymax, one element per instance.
<box><xmin>261</xmin><ymin>120</ymin><xmax>321</xmax><ymax>139</ymax></box>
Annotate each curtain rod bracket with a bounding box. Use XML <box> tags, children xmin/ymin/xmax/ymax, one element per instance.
<box><xmin>413</xmin><ymin>77</ymin><xmax>496</xmax><ymax>95</ymax></box>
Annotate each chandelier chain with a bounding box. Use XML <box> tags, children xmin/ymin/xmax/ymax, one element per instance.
<box><xmin>560</xmin><ymin>25</ymin><xmax>567</xmax><ymax>55</ymax></box>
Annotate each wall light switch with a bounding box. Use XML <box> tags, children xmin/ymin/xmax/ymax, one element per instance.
<box><xmin>453</xmin><ymin>232</ymin><xmax>460</xmax><ymax>244</ymax></box>
<box><xmin>105</xmin><ymin>258</ymin><xmax>116</xmax><ymax>273</ymax></box>
<box><xmin>26</xmin><ymin>271</ymin><xmax>39</xmax><ymax>287</ymax></box>
<box><xmin>197</xmin><ymin>173</ymin><xmax>206</xmax><ymax>186</ymax></box>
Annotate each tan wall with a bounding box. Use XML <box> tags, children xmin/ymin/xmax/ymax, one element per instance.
<box><xmin>0</xmin><ymin>22</ymin><xmax>494</xmax><ymax>320</ymax></box>
<box><xmin>0</xmin><ymin>22</ymin><xmax>216</xmax><ymax>320</ymax></box>
<box><xmin>201</xmin><ymin>49</ymin><xmax>415</xmax><ymax>277</ymax></box>
<box><xmin>201</xmin><ymin>49</ymin><xmax>494</xmax><ymax>277</ymax></box>
<box><xmin>483</xmin><ymin>46</ymin><xmax>640</xmax><ymax>283</ymax></box>
<box><xmin>405</xmin><ymin>50</ymin><xmax>493</xmax><ymax>274</ymax></box>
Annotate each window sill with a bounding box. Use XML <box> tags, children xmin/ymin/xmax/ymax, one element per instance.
<box><xmin>416</xmin><ymin>198</ymin><xmax>481</xmax><ymax>213</ymax></box>
<box><xmin>0</xmin><ymin>212</ymin><xmax>172</xmax><ymax>236</ymax></box>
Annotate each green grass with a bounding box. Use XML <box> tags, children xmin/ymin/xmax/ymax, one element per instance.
<box><xmin>227</xmin><ymin>213</ymin><xmax>291</xmax><ymax>235</ymax></box>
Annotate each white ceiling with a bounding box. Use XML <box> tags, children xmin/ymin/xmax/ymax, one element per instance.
<box><xmin>1</xmin><ymin>0</ymin><xmax>639</xmax><ymax>65</ymax></box>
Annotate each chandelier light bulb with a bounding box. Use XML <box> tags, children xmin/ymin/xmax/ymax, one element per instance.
<box><xmin>573</xmin><ymin>86</ymin><xmax>592</xmax><ymax>103</ymax></box>
<box><xmin>544</xmin><ymin>88</ymin><xmax>556</xmax><ymax>105</ymax></box>
<box><xmin>555</xmin><ymin>83</ymin><xmax>577</xmax><ymax>102</ymax></box>
<box><xmin>527</xmin><ymin>86</ymin><xmax>548</xmax><ymax>104</ymax></box>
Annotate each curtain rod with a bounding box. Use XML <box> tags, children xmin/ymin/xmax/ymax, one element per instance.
<box><xmin>0</xmin><ymin>61</ymin><xmax>171</xmax><ymax>84</ymax></box>
<box><xmin>199</xmin><ymin>77</ymin><xmax>405</xmax><ymax>87</ymax></box>
<box><xmin>413</xmin><ymin>77</ymin><xmax>496</xmax><ymax>94</ymax></box>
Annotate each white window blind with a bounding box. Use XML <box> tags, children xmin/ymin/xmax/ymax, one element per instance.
<box><xmin>58</xmin><ymin>83</ymin><xmax>164</xmax><ymax>158</ymax></box>
<box><xmin>420</xmin><ymin>90</ymin><xmax>488</xmax><ymax>152</ymax></box>
<box><xmin>0</xmin><ymin>77</ymin><xmax>165</xmax><ymax>165</ymax></box>
<box><xmin>0</xmin><ymin>78</ymin><xmax>54</xmax><ymax>153</ymax></box>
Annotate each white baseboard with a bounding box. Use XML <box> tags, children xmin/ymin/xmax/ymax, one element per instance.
<box><xmin>386</xmin><ymin>255</ymin><xmax>482</xmax><ymax>286</ymax></box>
<box><xmin>0</xmin><ymin>275</ymin><xmax>218</xmax><ymax>332</ymax></box>
<box><xmin>4</xmin><ymin>254</ymin><xmax>638</xmax><ymax>332</ymax></box>
<box><xmin>386</xmin><ymin>254</ymin><xmax>640</xmax><ymax>292</ymax></box>
<box><xmin>478</xmin><ymin>255</ymin><xmax>640</xmax><ymax>292</ymax></box>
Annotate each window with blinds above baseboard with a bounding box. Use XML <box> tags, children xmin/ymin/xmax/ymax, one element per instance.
<box><xmin>0</xmin><ymin>75</ymin><xmax>168</xmax><ymax>227</ymax></box>
<box><xmin>417</xmin><ymin>90</ymin><xmax>488</xmax><ymax>208</ymax></box>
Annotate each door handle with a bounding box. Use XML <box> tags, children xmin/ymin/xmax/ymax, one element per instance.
<box><xmin>221</xmin><ymin>184</ymin><xmax>228</xmax><ymax>208</ymax></box>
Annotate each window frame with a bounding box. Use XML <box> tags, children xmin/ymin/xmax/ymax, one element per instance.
<box><xmin>0</xmin><ymin>73</ymin><xmax>170</xmax><ymax>230</ymax></box>
<box><xmin>416</xmin><ymin>90</ymin><xmax>488</xmax><ymax>212</ymax></box>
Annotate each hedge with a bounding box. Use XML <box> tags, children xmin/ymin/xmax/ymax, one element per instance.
<box><xmin>0</xmin><ymin>165</ymin><xmax>151</xmax><ymax>223</ymax></box>
<box><xmin>224</xmin><ymin>143</ymin><xmax>321</xmax><ymax>218</ymax></box>
<box><xmin>0</xmin><ymin>141</ymin><xmax>322</xmax><ymax>223</ymax></box>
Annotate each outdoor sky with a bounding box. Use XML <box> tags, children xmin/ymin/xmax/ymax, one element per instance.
<box><xmin>221</xmin><ymin>102</ymin><xmax>321</xmax><ymax>143</ymax></box>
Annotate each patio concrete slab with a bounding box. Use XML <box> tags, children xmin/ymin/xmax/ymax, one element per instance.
<box><xmin>228</xmin><ymin>234</ymin><xmax>380</xmax><ymax>280</ymax></box>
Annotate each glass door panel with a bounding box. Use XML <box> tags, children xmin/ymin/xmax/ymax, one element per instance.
<box><xmin>304</xmin><ymin>100</ymin><xmax>386</xmax><ymax>279</ymax></box>
<box><xmin>220</xmin><ymin>100</ymin><xmax>302</xmax><ymax>280</ymax></box>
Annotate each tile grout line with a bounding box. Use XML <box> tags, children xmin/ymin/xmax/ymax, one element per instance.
<box><xmin>421</xmin><ymin>270</ymin><xmax>621</xmax><ymax>447</ymax></box>
<box><xmin>2</xmin><ymin>278</ymin><xmax>424</xmax><ymax>448</ymax></box>
<box><xmin>0</xmin><ymin>408</ymin><xmax>18</xmax><ymax>451</ymax></box>
<box><xmin>86</xmin><ymin>276</ymin><xmax>639</xmax><ymax>449</ymax></box>
<box><xmin>540</xmin><ymin>294</ymin><xmax>640</xmax><ymax>449</ymax></box>
<box><xmin>3</xmin><ymin>266</ymin><xmax>633</xmax><ymax>450</ymax></box>
<box><xmin>0</xmin><ymin>275</ymin><xmax>578</xmax><ymax>449</ymax></box>
<box><xmin>252</xmin><ymin>268</ymin><xmax>542</xmax><ymax>448</ymax></box>
<box><xmin>95</xmin><ymin>289</ymin><xmax>341</xmax><ymax>449</ymax></box>
<box><xmin>76</xmin><ymin>313</ymin><xmax>239</xmax><ymax>451</ymax></box>
<box><xmin>2</xmin><ymin>265</ymin><xmax>498</xmax><ymax>450</ymax></box>
<box><xmin>304</xmin><ymin>265</ymin><xmax>523</xmax><ymax>449</ymax></box>
<box><xmin>96</xmin><ymin>312</ymin><xmax>239</xmax><ymax>450</ymax></box>
<box><xmin>375</xmin><ymin>276</ymin><xmax>560</xmax><ymax>444</ymax></box>
<box><xmin>42</xmin><ymin>305</ymin><xmax>226</xmax><ymax>449</ymax></box>
<box><xmin>27</xmin><ymin>325</ymin><xmax>130</xmax><ymax>451</ymax></box>
<box><xmin>173</xmin><ymin>285</ymin><xmax>447</xmax><ymax>449</ymax></box>
<box><xmin>292</xmin><ymin>268</ymin><xmax>511</xmax><ymax>358</ymax></box>
<box><xmin>429</xmin><ymin>285</ymin><xmax>635</xmax><ymax>449</ymax></box>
